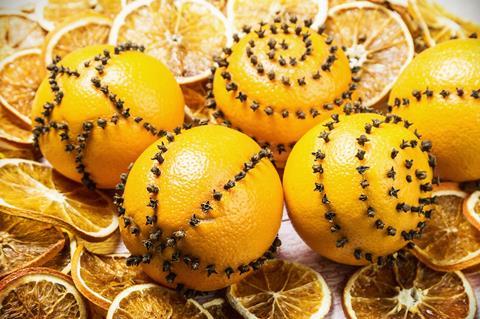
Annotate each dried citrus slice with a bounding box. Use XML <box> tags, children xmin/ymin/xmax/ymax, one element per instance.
<box><xmin>0</xmin><ymin>159</ymin><xmax>118</xmax><ymax>241</ymax></box>
<box><xmin>0</xmin><ymin>140</ymin><xmax>36</xmax><ymax>160</ymax></box>
<box><xmin>109</xmin><ymin>0</ymin><xmax>232</xmax><ymax>84</ymax></box>
<box><xmin>325</xmin><ymin>1</ymin><xmax>414</xmax><ymax>107</ymax></box>
<box><xmin>182</xmin><ymin>82</ymin><xmax>216</xmax><ymax>124</ymax></box>
<box><xmin>0</xmin><ymin>267</ymin><xmax>88</xmax><ymax>318</ymax></box>
<box><xmin>106</xmin><ymin>283</ymin><xmax>212</xmax><ymax>319</ymax></box>
<box><xmin>0</xmin><ymin>10</ymin><xmax>46</xmax><ymax>58</ymax></box>
<box><xmin>94</xmin><ymin>0</ymin><xmax>126</xmax><ymax>18</ymax></box>
<box><xmin>464</xmin><ymin>191</ymin><xmax>480</xmax><ymax>231</ymax></box>
<box><xmin>412</xmin><ymin>185</ymin><xmax>480</xmax><ymax>271</ymax></box>
<box><xmin>76</xmin><ymin>230</ymin><xmax>124</xmax><ymax>255</ymax></box>
<box><xmin>44</xmin><ymin>233</ymin><xmax>76</xmax><ymax>274</ymax></box>
<box><xmin>0</xmin><ymin>48</ymin><xmax>43</xmax><ymax>125</ymax></box>
<box><xmin>0</xmin><ymin>212</ymin><xmax>65</xmax><ymax>278</ymax></box>
<box><xmin>71</xmin><ymin>245</ymin><xmax>150</xmax><ymax>310</ymax></box>
<box><xmin>408</xmin><ymin>0</ymin><xmax>480</xmax><ymax>48</ymax></box>
<box><xmin>42</xmin><ymin>13</ymin><xmax>111</xmax><ymax>67</ymax></box>
<box><xmin>227</xmin><ymin>259</ymin><xmax>331</xmax><ymax>319</ymax></box>
<box><xmin>0</xmin><ymin>105</ymin><xmax>32</xmax><ymax>146</ymax></box>
<box><xmin>34</xmin><ymin>0</ymin><xmax>94</xmax><ymax>31</ymax></box>
<box><xmin>343</xmin><ymin>252</ymin><xmax>477</xmax><ymax>319</ymax></box>
<box><xmin>227</xmin><ymin>0</ymin><xmax>328</xmax><ymax>32</ymax></box>
<box><xmin>203</xmin><ymin>298</ymin><xmax>243</xmax><ymax>319</ymax></box>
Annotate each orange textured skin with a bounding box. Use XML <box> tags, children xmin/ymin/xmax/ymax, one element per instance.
<box><xmin>283</xmin><ymin>113</ymin><xmax>433</xmax><ymax>265</ymax></box>
<box><xmin>31</xmin><ymin>45</ymin><xmax>185</xmax><ymax>188</ymax></box>
<box><xmin>390</xmin><ymin>39</ymin><xmax>480</xmax><ymax>182</ymax></box>
<box><xmin>120</xmin><ymin>125</ymin><xmax>283</xmax><ymax>291</ymax></box>
<box><xmin>212</xmin><ymin>21</ymin><xmax>354</xmax><ymax>166</ymax></box>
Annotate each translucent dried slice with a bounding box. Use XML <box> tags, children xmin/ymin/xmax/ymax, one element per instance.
<box><xmin>0</xmin><ymin>105</ymin><xmax>32</xmax><ymax>146</ymax></box>
<box><xmin>109</xmin><ymin>0</ymin><xmax>232</xmax><ymax>84</ymax></box>
<box><xmin>44</xmin><ymin>233</ymin><xmax>76</xmax><ymax>274</ymax></box>
<box><xmin>0</xmin><ymin>140</ymin><xmax>36</xmax><ymax>160</ymax></box>
<box><xmin>0</xmin><ymin>159</ymin><xmax>118</xmax><ymax>241</ymax></box>
<box><xmin>33</xmin><ymin>0</ymin><xmax>94</xmax><ymax>31</ymax></box>
<box><xmin>227</xmin><ymin>259</ymin><xmax>331</xmax><ymax>319</ymax></box>
<box><xmin>343</xmin><ymin>252</ymin><xmax>477</xmax><ymax>319</ymax></box>
<box><xmin>0</xmin><ymin>267</ymin><xmax>88</xmax><ymax>318</ymax></box>
<box><xmin>0</xmin><ymin>212</ymin><xmax>65</xmax><ymax>278</ymax></box>
<box><xmin>71</xmin><ymin>245</ymin><xmax>150</xmax><ymax>310</ymax></box>
<box><xmin>413</xmin><ymin>187</ymin><xmax>480</xmax><ymax>271</ymax></box>
<box><xmin>325</xmin><ymin>1</ymin><xmax>414</xmax><ymax>107</ymax></box>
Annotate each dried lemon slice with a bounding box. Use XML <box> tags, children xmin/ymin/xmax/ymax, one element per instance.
<box><xmin>0</xmin><ymin>159</ymin><xmax>118</xmax><ymax>241</ymax></box>
<box><xmin>0</xmin><ymin>48</ymin><xmax>43</xmax><ymax>126</ymax></box>
<box><xmin>106</xmin><ymin>283</ymin><xmax>213</xmax><ymax>319</ymax></box>
<box><xmin>325</xmin><ymin>1</ymin><xmax>414</xmax><ymax>107</ymax></box>
<box><xmin>0</xmin><ymin>212</ymin><xmax>65</xmax><ymax>278</ymax></box>
<box><xmin>464</xmin><ymin>191</ymin><xmax>480</xmax><ymax>231</ymax></box>
<box><xmin>227</xmin><ymin>259</ymin><xmax>331</xmax><ymax>319</ymax></box>
<box><xmin>0</xmin><ymin>10</ymin><xmax>46</xmax><ymax>58</ymax></box>
<box><xmin>413</xmin><ymin>184</ymin><xmax>480</xmax><ymax>271</ymax></box>
<box><xmin>0</xmin><ymin>267</ymin><xmax>88</xmax><ymax>318</ymax></box>
<box><xmin>71</xmin><ymin>245</ymin><xmax>150</xmax><ymax>310</ymax></box>
<box><xmin>343</xmin><ymin>252</ymin><xmax>477</xmax><ymax>319</ymax></box>
<box><xmin>0</xmin><ymin>105</ymin><xmax>32</xmax><ymax>146</ymax></box>
<box><xmin>42</xmin><ymin>13</ymin><xmax>111</xmax><ymax>66</ymax></box>
<box><xmin>227</xmin><ymin>0</ymin><xmax>328</xmax><ymax>32</ymax></box>
<box><xmin>109</xmin><ymin>0</ymin><xmax>232</xmax><ymax>84</ymax></box>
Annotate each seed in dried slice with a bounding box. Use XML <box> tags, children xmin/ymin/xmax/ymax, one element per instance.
<box><xmin>0</xmin><ymin>10</ymin><xmax>46</xmax><ymax>58</ymax></box>
<box><xmin>227</xmin><ymin>0</ymin><xmax>328</xmax><ymax>33</ymax></box>
<box><xmin>0</xmin><ymin>159</ymin><xmax>118</xmax><ymax>241</ymax></box>
<box><xmin>33</xmin><ymin>0</ymin><xmax>95</xmax><ymax>31</ymax></box>
<box><xmin>109</xmin><ymin>0</ymin><xmax>232</xmax><ymax>84</ymax></box>
<box><xmin>227</xmin><ymin>259</ymin><xmax>331</xmax><ymax>319</ymax></box>
<box><xmin>42</xmin><ymin>13</ymin><xmax>111</xmax><ymax>67</ymax></box>
<box><xmin>106</xmin><ymin>283</ymin><xmax>212</xmax><ymax>319</ymax></box>
<box><xmin>71</xmin><ymin>245</ymin><xmax>150</xmax><ymax>310</ymax></box>
<box><xmin>413</xmin><ymin>185</ymin><xmax>480</xmax><ymax>271</ymax></box>
<box><xmin>0</xmin><ymin>48</ymin><xmax>43</xmax><ymax>125</ymax></box>
<box><xmin>343</xmin><ymin>252</ymin><xmax>477</xmax><ymax>319</ymax></box>
<box><xmin>44</xmin><ymin>233</ymin><xmax>76</xmax><ymax>274</ymax></box>
<box><xmin>325</xmin><ymin>1</ymin><xmax>414</xmax><ymax>107</ymax></box>
<box><xmin>0</xmin><ymin>105</ymin><xmax>32</xmax><ymax>146</ymax></box>
<box><xmin>464</xmin><ymin>191</ymin><xmax>480</xmax><ymax>232</ymax></box>
<box><xmin>0</xmin><ymin>267</ymin><xmax>88</xmax><ymax>318</ymax></box>
<box><xmin>0</xmin><ymin>211</ymin><xmax>65</xmax><ymax>278</ymax></box>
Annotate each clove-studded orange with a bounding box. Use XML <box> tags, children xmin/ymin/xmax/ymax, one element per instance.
<box><xmin>31</xmin><ymin>44</ymin><xmax>185</xmax><ymax>189</ymax></box>
<box><xmin>116</xmin><ymin>125</ymin><xmax>283</xmax><ymax>291</ymax></box>
<box><xmin>210</xmin><ymin>15</ymin><xmax>357</xmax><ymax>166</ymax></box>
<box><xmin>283</xmin><ymin>113</ymin><xmax>436</xmax><ymax>266</ymax></box>
<box><xmin>389</xmin><ymin>39</ymin><xmax>480</xmax><ymax>182</ymax></box>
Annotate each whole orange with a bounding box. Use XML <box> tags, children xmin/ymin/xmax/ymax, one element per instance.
<box><xmin>210</xmin><ymin>17</ymin><xmax>356</xmax><ymax>166</ymax></box>
<box><xmin>390</xmin><ymin>39</ymin><xmax>480</xmax><ymax>182</ymax></box>
<box><xmin>117</xmin><ymin>125</ymin><xmax>283</xmax><ymax>291</ymax></box>
<box><xmin>31</xmin><ymin>44</ymin><xmax>184</xmax><ymax>189</ymax></box>
<box><xmin>283</xmin><ymin>113</ymin><xmax>435</xmax><ymax>265</ymax></box>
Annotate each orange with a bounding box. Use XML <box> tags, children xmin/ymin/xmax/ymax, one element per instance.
<box><xmin>212</xmin><ymin>16</ymin><xmax>355</xmax><ymax>166</ymax></box>
<box><xmin>390</xmin><ymin>39</ymin><xmax>480</xmax><ymax>182</ymax></box>
<box><xmin>118</xmin><ymin>125</ymin><xmax>283</xmax><ymax>291</ymax></box>
<box><xmin>284</xmin><ymin>113</ymin><xmax>435</xmax><ymax>265</ymax></box>
<box><xmin>31</xmin><ymin>44</ymin><xmax>185</xmax><ymax>189</ymax></box>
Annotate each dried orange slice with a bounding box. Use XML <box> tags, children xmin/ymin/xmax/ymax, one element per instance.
<box><xmin>325</xmin><ymin>1</ymin><xmax>414</xmax><ymax>107</ymax></box>
<box><xmin>0</xmin><ymin>267</ymin><xmax>88</xmax><ymax>318</ymax></box>
<box><xmin>0</xmin><ymin>159</ymin><xmax>118</xmax><ymax>241</ymax></box>
<box><xmin>109</xmin><ymin>0</ymin><xmax>232</xmax><ymax>84</ymax></box>
<box><xmin>343</xmin><ymin>252</ymin><xmax>477</xmax><ymax>319</ymax></box>
<box><xmin>0</xmin><ymin>105</ymin><xmax>32</xmax><ymax>146</ymax></box>
<box><xmin>464</xmin><ymin>191</ymin><xmax>480</xmax><ymax>231</ymax></box>
<box><xmin>0</xmin><ymin>10</ymin><xmax>46</xmax><ymax>58</ymax></box>
<box><xmin>408</xmin><ymin>0</ymin><xmax>480</xmax><ymax>48</ymax></box>
<box><xmin>71</xmin><ymin>245</ymin><xmax>150</xmax><ymax>310</ymax></box>
<box><xmin>203</xmin><ymin>298</ymin><xmax>243</xmax><ymax>319</ymax></box>
<box><xmin>182</xmin><ymin>82</ymin><xmax>216</xmax><ymax>124</ymax></box>
<box><xmin>413</xmin><ymin>186</ymin><xmax>480</xmax><ymax>271</ymax></box>
<box><xmin>106</xmin><ymin>283</ymin><xmax>213</xmax><ymax>319</ymax></box>
<box><xmin>227</xmin><ymin>259</ymin><xmax>331</xmax><ymax>319</ymax></box>
<box><xmin>44</xmin><ymin>233</ymin><xmax>76</xmax><ymax>274</ymax></box>
<box><xmin>0</xmin><ymin>212</ymin><xmax>65</xmax><ymax>278</ymax></box>
<box><xmin>0</xmin><ymin>48</ymin><xmax>43</xmax><ymax>125</ymax></box>
<box><xmin>227</xmin><ymin>0</ymin><xmax>328</xmax><ymax>32</ymax></box>
<box><xmin>34</xmin><ymin>0</ymin><xmax>94</xmax><ymax>31</ymax></box>
<box><xmin>94</xmin><ymin>0</ymin><xmax>126</xmax><ymax>18</ymax></box>
<box><xmin>76</xmin><ymin>230</ymin><xmax>124</xmax><ymax>255</ymax></box>
<box><xmin>0</xmin><ymin>140</ymin><xmax>36</xmax><ymax>160</ymax></box>
<box><xmin>42</xmin><ymin>13</ymin><xmax>111</xmax><ymax>67</ymax></box>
